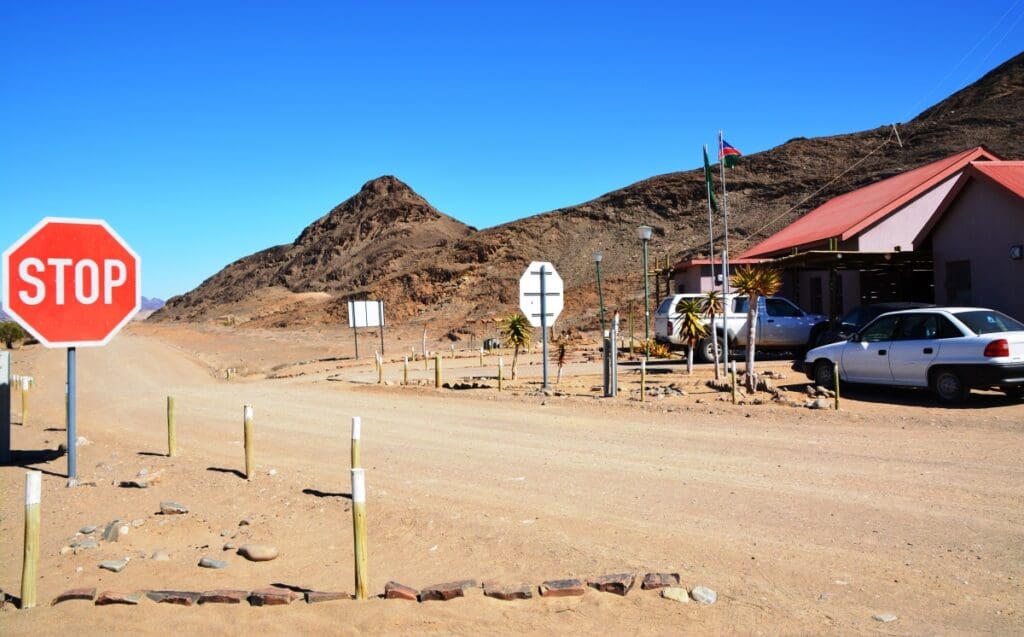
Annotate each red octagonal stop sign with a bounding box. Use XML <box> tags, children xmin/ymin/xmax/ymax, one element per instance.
<box><xmin>2</xmin><ymin>217</ymin><xmax>141</xmax><ymax>347</ymax></box>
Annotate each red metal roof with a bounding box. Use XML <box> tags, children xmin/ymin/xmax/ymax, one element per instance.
<box><xmin>973</xmin><ymin>161</ymin><xmax>1024</xmax><ymax>199</ymax></box>
<box><xmin>914</xmin><ymin>161</ymin><xmax>1024</xmax><ymax>245</ymax></box>
<box><xmin>739</xmin><ymin>146</ymin><xmax>999</xmax><ymax>258</ymax></box>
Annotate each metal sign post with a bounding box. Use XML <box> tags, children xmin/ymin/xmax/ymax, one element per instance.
<box><xmin>519</xmin><ymin>261</ymin><xmax>564</xmax><ymax>391</ymax></box>
<box><xmin>67</xmin><ymin>347</ymin><xmax>77</xmax><ymax>477</ymax></box>
<box><xmin>348</xmin><ymin>300</ymin><xmax>385</xmax><ymax>360</ymax></box>
<box><xmin>540</xmin><ymin>265</ymin><xmax>549</xmax><ymax>389</ymax></box>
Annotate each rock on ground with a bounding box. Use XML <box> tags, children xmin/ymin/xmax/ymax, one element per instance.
<box><xmin>690</xmin><ymin>585</ymin><xmax>717</xmax><ymax>604</ymax></box>
<box><xmin>237</xmin><ymin>544</ymin><xmax>278</xmax><ymax>562</ymax></box>
<box><xmin>661</xmin><ymin>587</ymin><xmax>690</xmax><ymax>603</ymax></box>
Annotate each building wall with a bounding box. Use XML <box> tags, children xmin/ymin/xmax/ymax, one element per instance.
<box><xmin>932</xmin><ymin>180</ymin><xmax>1024</xmax><ymax>319</ymax></box>
<box><xmin>784</xmin><ymin>269</ymin><xmax>860</xmax><ymax>317</ymax></box>
<box><xmin>670</xmin><ymin>263</ymin><xmax>745</xmax><ymax>294</ymax></box>
<box><xmin>857</xmin><ymin>176</ymin><xmax>959</xmax><ymax>251</ymax></box>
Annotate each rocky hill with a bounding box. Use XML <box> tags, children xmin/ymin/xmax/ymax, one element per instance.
<box><xmin>153</xmin><ymin>52</ymin><xmax>1024</xmax><ymax>334</ymax></box>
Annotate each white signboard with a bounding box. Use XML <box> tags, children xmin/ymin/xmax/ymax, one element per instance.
<box><xmin>347</xmin><ymin>300</ymin><xmax>385</xmax><ymax>328</ymax></box>
<box><xmin>519</xmin><ymin>261</ymin><xmax>564</xmax><ymax>328</ymax></box>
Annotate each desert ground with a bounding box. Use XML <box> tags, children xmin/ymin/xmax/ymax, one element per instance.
<box><xmin>1</xmin><ymin>322</ymin><xmax>1022</xmax><ymax>635</ymax></box>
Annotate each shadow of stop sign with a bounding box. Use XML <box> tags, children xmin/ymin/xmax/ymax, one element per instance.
<box><xmin>2</xmin><ymin>218</ymin><xmax>141</xmax><ymax>347</ymax></box>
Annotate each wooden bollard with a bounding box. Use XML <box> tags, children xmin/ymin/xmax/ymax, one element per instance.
<box><xmin>351</xmin><ymin>416</ymin><xmax>361</xmax><ymax>469</ymax></box>
<box><xmin>21</xmin><ymin>377</ymin><xmax>29</xmax><ymax>426</ymax></box>
<box><xmin>731</xmin><ymin>361</ymin><xmax>738</xmax><ymax>404</ymax></box>
<box><xmin>834</xmin><ymin>361</ymin><xmax>841</xmax><ymax>410</ymax></box>
<box><xmin>351</xmin><ymin>468</ymin><xmax>368</xmax><ymax>600</ymax></box>
<box><xmin>434</xmin><ymin>354</ymin><xmax>442</xmax><ymax>388</ymax></box>
<box><xmin>167</xmin><ymin>396</ymin><xmax>177</xmax><ymax>457</ymax></box>
<box><xmin>243</xmin><ymin>405</ymin><xmax>254</xmax><ymax>480</ymax></box>
<box><xmin>424</xmin><ymin>351</ymin><xmax>429</xmax><ymax>370</ymax></box>
<box><xmin>479</xmin><ymin>348</ymin><xmax>484</xmax><ymax>367</ymax></box>
<box><xmin>403</xmin><ymin>357</ymin><xmax>409</xmax><ymax>385</ymax></box>
<box><xmin>377</xmin><ymin>354</ymin><xmax>383</xmax><ymax>384</ymax></box>
<box><xmin>21</xmin><ymin>471</ymin><xmax>41</xmax><ymax>609</ymax></box>
<box><xmin>498</xmin><ymin>357</ymin><xmax>504</xmax><ymax>392</ymax></box>
<box><xmin>640</xmin><ymin>360</ymin><xmax>646</xmax><ymax>402</ymax></box>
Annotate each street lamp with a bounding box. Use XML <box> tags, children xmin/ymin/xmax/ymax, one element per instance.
<box><xmin>637</xmin><ymin>225</ymin><xmax>653</xmax><ymax>360</ymax></box>
<box><xmin>594</xmin><ymin>251</ymin><xmax>606</xmax><ymax>335</ymax></box>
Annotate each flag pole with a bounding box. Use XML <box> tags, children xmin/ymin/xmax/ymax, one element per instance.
<box><xmin>718</xmin><ymin>131</ymin><xmax>732</xmax><ymax>378</ymax></box>
<box><xmin>703</xmin><ymin>145</ymin><xmax>721</xmax><ymax>379</ymax></box>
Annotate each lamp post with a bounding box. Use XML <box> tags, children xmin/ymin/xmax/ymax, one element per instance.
<box><xmin>637</xmin><ymin>225</ymin><xmax>653</xmax><ymax>361</ymax></box>
<box><xmin>594</xmin><ymin>251</ymin><xmax>606</xmax><ymax>335</ymax></box>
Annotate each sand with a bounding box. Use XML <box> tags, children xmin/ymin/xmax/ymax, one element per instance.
<box><xmin>1</xmin><ymin>323</ymin><xmax>1022</xmax><ymax>634</ymax></box>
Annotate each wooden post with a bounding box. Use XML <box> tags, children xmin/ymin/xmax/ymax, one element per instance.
<box><xmin>21</xmin><ymin>471</ymin><xmax>41</xmax><ymax>609</ymax></box>
<box><xmin>377</xmin><ymin>354</ymin><xmax>383</xmax><ymax>384</ymax></box>
<box><xmin>403</xmin><ymin>357</ymin><xmax>409</xmax><ymax>385</ymax></box>
<box><xmin>640</xmin><ymin>360</ymin><xmax>646</xmax><ymax>402</ymax></box>
<box><xmin>479</xmin><ymin>348</ymin><xmax>484</xmax><ymax>367</ymax></box>
<box><xmin>167</xmin><ymin>396</ymin><xmax>177</xmax><ymax>457</ymax></box>
<box><xmin>450</xmin><ymin>344</ymin><xmax>455</xmax><ymax>360</ymax></box>
<box><xmin>434</xmin><ymin>353</ymin><xmax>442</xmax><ymax>388</ymax></box>
<box><xmin>20</xmin><ymin>377</ymin><xmax>29</xmax><ymax>426</ymax></box>
<box><xmin>498</xmin><ymin>357</ymin><xmax>504</xmax><ymax>392</ymax></box>
<box><xmin>834</xmin><ymin>362</ymin><xmax>841</xmax><ymax>410</ymax></box>
<box><xmin>424</xmin><ymin>351</ymin><xmax>429</xmax><ymax>370</ymax></box>
<box><xmin>351</xmin><ymin>416</ymin><xmax>361</xmax><ymax>469</ymax></box>
<box><xmin>351</xmin><ymin>468</ymin><xmax>368</xmax><ymax>600</ymax></box>
<box><xmin>731</xmin><ymin>361</ymin><xmax>738</xmax><ymax>404</ymax></box>
<box><xmin>243</xmin><ymin>405</ymin><xmax>254</xmax><ymax>480</ymax></box>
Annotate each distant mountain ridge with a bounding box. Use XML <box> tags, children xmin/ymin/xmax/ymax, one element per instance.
<box><xmin>152</xmin><ymin>52</ymin><xmax>1024</xmax><ymax>332</ymax></box>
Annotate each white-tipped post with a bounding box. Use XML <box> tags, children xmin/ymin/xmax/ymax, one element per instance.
<box><xmin>403</xmin><ymin>356</ymin><xmax>409</xmax><ymax>385</ymax></box>
<box><xmin>640</xmin><ymin>360</ymin><xmax>647</xmax><ymax>402</ymax></box>
<box><xmin>498</xmin><ymin>356</ymin><xmax>504</xmax><ymax>392</ymax></box>
<box><xmin>21</xmin><ymin>471</ymin><xmax>41</xmax><ymax>609</ymax></box>
<box><xmin>350</xmin><ymin>468</ymin><xmax>368</xmax><ymax>600</ymax></box>
<box><xmin>351</xmin><ymin>416</ymin><xmax>361</xmax><ymax>469</ymax></box>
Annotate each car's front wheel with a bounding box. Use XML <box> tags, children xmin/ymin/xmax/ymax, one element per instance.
<box><xmin>813</xmin><ymin>360</ymin><xmax>837</xmax><ymax>389</ymax></box>
<box><xmin>697</xmin><ymin>336</ymin><xmax>722</xmax><ymax>364</ymax></box>
<box><xmin>932</xmin><ymin>368</ymin><xmax>968</xmax><ymax>403</ymax></box>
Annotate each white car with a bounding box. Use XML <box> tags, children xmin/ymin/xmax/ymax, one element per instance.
<box><xmin>800</xmin><ymin>307</ymin><xmax>1024</xmax><ymax>402</ymax></box>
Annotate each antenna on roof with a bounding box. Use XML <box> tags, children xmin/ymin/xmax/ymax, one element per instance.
<box><xmin>892</xmin><ymin>124</ymin><xmax>903</xmax><ymax>148</ymax></box>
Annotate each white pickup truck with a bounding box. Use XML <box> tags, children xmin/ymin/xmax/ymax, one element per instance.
<box><xmin>654</xmin><ymin>293</ymin><xmax>828</xmax><ymax>363</ymax></box>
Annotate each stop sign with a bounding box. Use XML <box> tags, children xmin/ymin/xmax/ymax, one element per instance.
<box><xmin>2</xmin><ymin>218</ymin><xmax>141</xmax><ymax>347</ymax></box>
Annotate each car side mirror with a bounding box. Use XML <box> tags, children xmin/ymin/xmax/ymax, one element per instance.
<box><xmin>849</xmin><ymin>333</ymin><xmax>861</xmax><ymax>343</ymax></box>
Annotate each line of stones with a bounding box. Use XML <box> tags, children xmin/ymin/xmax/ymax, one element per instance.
<box><xmin>47</xmin><ymin>572</ymin><xmax>713</xmax><ymax>608</ymax></box>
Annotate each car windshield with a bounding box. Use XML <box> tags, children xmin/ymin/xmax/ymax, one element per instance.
<box><xmin>953</xmin><ymin>310</ymin><xmax>1024</xmax><ymax>335</ymax></box>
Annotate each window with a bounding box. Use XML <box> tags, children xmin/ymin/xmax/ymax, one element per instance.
<box><xmin>733</xmin><ymin>297</ymin><xmax>749</xmax><ymax>314</ymax></box>
<box><xmin>656</xmin><ymin>297</ymin><xmax>677</xmax><ymax>314</ymax></box>
<box><xmin>859</xmin><ymin>315</ymin><xmax>899</xmax><ymax>342</ymax></box>
<box><xmin>954</xmin><ymin>310</ymin><xmax>1024</xmax><ymax>335</ymax></box>
<box><xmin>893</xmin><ymin>314</ymin><xmax>937</xmax><ymax>340</ymax></box>
<box><xmin>936</xmin><ymin>316</ymin><xmax>965</xmax><ymax>339</ymax></box>
<box><xmin>765</xmin><ymin>298</ymin><xmax>803</xmax><ymax>317</ymax></box>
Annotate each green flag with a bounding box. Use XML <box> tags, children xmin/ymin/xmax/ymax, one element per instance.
<box><xmin>703</xmin><ymin>146</ymin><xmax>718</xmax><ymax>214</ymax></box>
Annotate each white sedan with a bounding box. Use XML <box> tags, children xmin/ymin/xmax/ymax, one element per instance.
<box><xmin>800</xmin><ymin>307</ymin><xmax>1024</xmax><ymax>402</ymax></box>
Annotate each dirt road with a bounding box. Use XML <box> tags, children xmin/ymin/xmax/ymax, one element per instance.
<box><xmin>2</xmin><ymin>326</ymin><xmax>1022</xmax><ymax>634</ymax></box>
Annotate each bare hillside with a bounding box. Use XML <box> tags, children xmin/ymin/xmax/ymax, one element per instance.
<box><xmin>153</xmin><ymin>52</ymin><xmax>1024</xmax><ymax>333</ymax></box>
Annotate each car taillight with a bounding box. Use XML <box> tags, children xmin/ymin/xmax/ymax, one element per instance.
<box><xmin>667</xmin><ymin>321</ymin><xmax>673</xmax><ymax>334</ymax></box>
<box><xmin>984</xmin><ymin>339</ymin><xmax>1009</xmax><ymax>357</ymax></box>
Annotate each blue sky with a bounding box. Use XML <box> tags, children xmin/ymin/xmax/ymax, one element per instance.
<box><xmin>2</xmin><ymin>1</ymin><xmax>1021</xmax><ymax>299</ymax></box>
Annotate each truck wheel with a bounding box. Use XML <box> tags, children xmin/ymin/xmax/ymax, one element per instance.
<box><xmin>697</xmin><ymin>336</ymin><xmax>720</xmax><ymax>364</ymax></box>
<box><xmin>931</xmin><ymin>368</ymin><xmax>968</xmax><ymax>403</ymax></box>
<box><xmin>813</xmin><ymin>360</ymin><xmax>837</xmax><ymax>389</ymax></box>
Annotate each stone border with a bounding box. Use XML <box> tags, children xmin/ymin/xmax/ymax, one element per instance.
<box><xmin>46</xmin><ymin>573</ymin><xmax>717</xmax><ymax>608</ymax></box>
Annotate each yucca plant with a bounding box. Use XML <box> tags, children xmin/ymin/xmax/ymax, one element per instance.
<box><xmin>702</xmin><ymin>290</ymin><xmax>724</xmax><ymax>379</ymax></box>
<box><xmin>500</xmin><ymin>313</ymin><xmax>532</xmax><ymax>380</ymax></box>
<box><xmin>731</xmin><ymin>265</ymin><xmax>782</xmax><ymax>391</ymax></box>
<box><xmin>675</xmin><ymin>298</ymin><xmax>707</xmax><ymax>375</ymax></box>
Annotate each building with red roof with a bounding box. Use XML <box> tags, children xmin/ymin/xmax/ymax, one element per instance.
<box><xmin>918</xmin><ymin>161</ymin><xmax>1024</xmax><ymax>319</ymax></box>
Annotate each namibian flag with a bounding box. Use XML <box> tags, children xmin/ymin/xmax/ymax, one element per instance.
<box><xmin>719</xmin><ymin>138</ymin><xmax>742</xmax><ymax>168</ymax></box>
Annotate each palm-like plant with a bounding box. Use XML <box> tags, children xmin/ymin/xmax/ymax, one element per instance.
<box><xmin>500</xmin><ymin>313</ymin><xmax>532</xmax><ymax>380</ymax></box>
<box><xmin>675</xmin><ymin>298</ymin><xmax>707</xmax><ymax>375</ymax></box>
<box><xmin>731</xmin><ymin>265</ymin><xmax>782</xmax><ymax>391</ymax></box>
<box><xmin>701</xmin><ymin>290</ymin><xmax>724</xmax><ymax>379</ymax></box>
<box><xmin>552</xmin><ymin>340</ymin><xmax>568</xmax><ymax>384</ymax></box>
